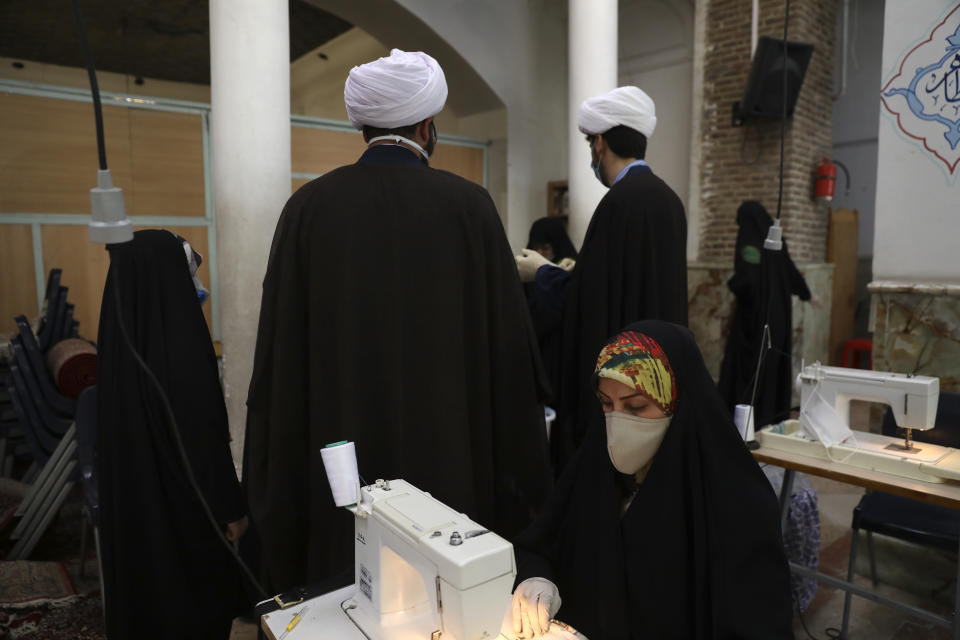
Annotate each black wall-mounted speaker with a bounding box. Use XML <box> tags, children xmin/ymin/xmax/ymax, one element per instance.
<box><xmin>733</xmin><ymin>36</ymin><xmax>815</xmax><ymax>126</ymax></box>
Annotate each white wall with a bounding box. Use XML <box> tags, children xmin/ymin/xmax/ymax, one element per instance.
<box><xmin>873</xmin><ymin>0</ymin><xmax>960</xmax><ymax>283</ymax></box>
<box><xmin>210</xmin><ymin>0</ymin><xmax>292</xmax><ymax>463</ymax></box>
<box><xmin>831</xmin><ymin>0</ymin><xmax>885</xmax><ymax>258</ymax></box>
<box><xmin>394</xmin><ymin>0</ymin><xmax>569</xmax><ymax>251</ymax></box>
<box><xmin>309</xmin><ymin>0</ymin><xmax>568</xmax><ymax>252</ymax></box>
<box><xmin>290</xmin><ymin>28</ymin><xmax>388</xmax><ymax>119</ymax></box>
<box><xmin>618</xmin><ymin>0</ymin><xmax>694</xmax><ymax>211</ymax></box>
<box><xmin>304</xmin><ymin>0</ymin><xmax>700</xmax><ymax>252</ymax></box>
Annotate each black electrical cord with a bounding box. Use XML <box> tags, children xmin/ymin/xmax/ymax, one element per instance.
<box><xmin>794</xmin><ymin>594</ymin><xmax>842</xmax><ymax>640</ymax></box>
<box><xmin>775</xmin><ymin>0</ymin><xmax>791</xmax><ymax>221</ymax></box>
<box><xmin>71</xmin><ymin>0</ymin><xmax>108</xmax><ymax>171</ymax></box>
<box><xmin>72</xmin><ymin>0</ymin><xmax>267</xmax><ymax>601</ymax></box>
<box><xmin>109</xmin><ymin>263</ymin><xmax>267</xmax><ymax>599</ymax></box>
<box><xmin>744</xmin><ymin>0</ymin><xmax>794</xmax><ymax>440</ymax></box>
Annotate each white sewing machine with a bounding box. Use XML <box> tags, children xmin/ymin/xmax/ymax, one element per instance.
<box><xmin>756</xmin><ymin>363</ymin><xmax>960</xmax><ymax>484</ymax></box>
<box><xmin>261</xmin><ymin>479</ymin><xmax>516</xmax><ymax>640</ymax></box>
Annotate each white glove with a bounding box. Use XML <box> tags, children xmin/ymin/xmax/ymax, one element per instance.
<box><xmin>516</xmin><ymin>249</ymin><xmax>552</xmax><ymax>283</ymax></box>
<box><xmin>546</xmin><ymin>622</ymin><xmax>589</xmax><ymax>640</ymax></box>
<box><xmin>512</xmin><ymin>577</ymin><xmax>561</xmax><ymax>638</ymax></box>
<box><xmin>557</xmin><ymin>257</ymin><xmax>576</xmax><ymax>272</ymax></box>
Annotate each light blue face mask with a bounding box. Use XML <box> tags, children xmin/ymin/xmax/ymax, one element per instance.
<box><xmin>589</xmin><ymin>137</ymin><xmax>607</xmax><ymax>186</ymax></box>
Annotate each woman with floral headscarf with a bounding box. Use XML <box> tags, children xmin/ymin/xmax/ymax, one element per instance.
<box><xmin>509</xmin><ymin>320</ymin><xmax>794</xmax><ymax>640</ymax></box>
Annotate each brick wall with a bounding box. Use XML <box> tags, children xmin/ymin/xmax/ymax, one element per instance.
<box><xmin>697</xmin><ymin>0</ymin><xmax>836</xmax><ymax>264</ymax></box>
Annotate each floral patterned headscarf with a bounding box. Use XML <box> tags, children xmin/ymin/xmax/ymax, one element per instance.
<box><xmin>594</xmin><ymin>331</ymin><xmax>677</xmax><ymax>416</ymax></box>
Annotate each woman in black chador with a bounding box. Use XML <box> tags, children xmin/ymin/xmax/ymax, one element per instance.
<box><xmin>524</xmin><ymin>217</ymin><xmax>578</xmax><ymax>396</ymax></box>
<box><xmin>97</xmin><ymin>230</ymin><xmax>248</xmax><ymax>639</ymax></box>
<box><xmin>719</xmin><ymin>200</ymin><xmax>818</xmax><ymax>429</ymax></box>
<box><xmin>509</xmin><ymin>320</ymin><xmax>794</xmax><ymax>639</ymax></box>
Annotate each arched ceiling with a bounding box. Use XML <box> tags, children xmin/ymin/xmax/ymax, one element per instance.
<box><xmin>0</xmin><ymin>0</ymin><xmax>352</xmax><ymax>85</ymax></box>
<box><xmin>302</xmin><ymin>0</ymin><xmax>504</xmax><ymax>116</ymax></box>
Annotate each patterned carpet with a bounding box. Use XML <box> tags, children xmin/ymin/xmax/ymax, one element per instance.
<box><xmin>0</xmin><ymin>486</ymin><xmax>105</xmax><ymax>640</ymax></box>
<box><xmin>0</xmin><ymin>561</ymin><xmax>75</xmax><ymax>607</ymax></box>
<box><xmin>0</xmin><ymin>592</ymin><xmax>103</xmax><ymax>640</ymax></box>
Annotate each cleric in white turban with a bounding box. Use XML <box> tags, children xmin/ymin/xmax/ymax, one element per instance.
<box><xmin>345</xmin><ymin>48</ymin><xmax>447</xmax><ymax>130</ymax></box>
<box><xmin>341</xmin><ymin>49</ymin><xmax>447</xmax><ymax>160</ymax></box>
<box><xmin>515</xmin><ymin>83</ymin><xmax>688</xmax><ymax>473</ymax></box>
<box><xmin>578</xmin><ymin>86</ymin><xmax>657</xmax><ymax>138</ymax></box>
<box><xmin>244</xmin><ymin>48</ymin><xmax>554</xmax><ymax>593</ymax></box>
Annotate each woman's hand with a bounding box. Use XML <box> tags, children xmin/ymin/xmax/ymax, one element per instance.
<box><xmin>225</xmin><ymin>515</ymin><xmax>249</xmax><ymax>543</ymax></box>
<box><xmin>511</xmin><ymin>577</ymin><xmax>561</xmax><ymax>638</ymax></box>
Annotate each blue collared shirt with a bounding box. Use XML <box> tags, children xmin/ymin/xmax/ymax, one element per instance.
<box><xmin>612</xmin><ymin>159</ymin><xmax>648</xmax><ymax>186</ymax></box>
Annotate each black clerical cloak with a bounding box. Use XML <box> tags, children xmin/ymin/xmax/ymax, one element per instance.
<box><xmin>718</xmin><ymin>201</ymin><xmax>811</xmax><ymax>428</ymax></box>
<box><xmin>553</xmin><ymin>167</ymin><xmax>687</xmax><ymax>471</ymax></box>
<box><xmin>515</xmin><ymin>321</ymin><xmax>794</xmax><ymax>640</ymax></box>
<box><xmin>97</xmin><ymin>230</ymin><xmax>247</xmax><ymax>640</ymax></box>
<box><xmin>244</xmin><ymin>145</ymin><xmax>552</xmax><ymax>594</ymax></box>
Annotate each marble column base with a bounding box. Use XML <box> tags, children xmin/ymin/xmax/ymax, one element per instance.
<box><xmin>688</xmin><ymin>262</ymin><xmax>834</xmax><ymax>404</ymax></box>
<box><xmin>870</xmin><ymin>283</ymin><xmax>960</xmax><ymax>393</ymax></box>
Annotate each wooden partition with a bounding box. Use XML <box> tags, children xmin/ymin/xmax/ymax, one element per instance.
<box><xmin>826</xmin><ymin>208</ymin><xmax>860</xmax><ymax>365</ymax></box>
<box><xmin>291</xmin><ymin>124</ymin><xmax>485</xmax><ymax>187</ymax></box>
<box><xmin>1</xmin><ymin>93</ymin><xmax>132</xmax><ymax>214</ymax></box>
<box><xmin>0</xmin><ymin>94</ymin><xmax>204</xmax><ymax>217</ymax></box>
<box><xmin>39</xmin><ymin>225</ymin><xmax>212</xmax><ymax>340</ymax></box>
<box><xmin>0</xmin><ymin>225</ymin><xmax>38</xmax><ymax>334</ymax></box>
<box><xmin>1</xmin><ymin>81</ymin><xmax>488</xmax><ymax>343</ymax></box>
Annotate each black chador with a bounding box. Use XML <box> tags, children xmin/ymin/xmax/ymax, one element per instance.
<box><xmin>244</xmin><ymin>144</ymin><xmax>552</xmax><ymax>594</ymax></box>
<box><xmin>515</xmin><ymin>321</ymin><xmax>794</xmax><ymax>640</ymax></box>
<box><xmin>97</xmin><ymin>230</ymin><xmax>247</xmax><ymax>639</ymax></box>
<box><xmin>553</xmin><ymin>166</ymin><xmax>687</xmax><ymax>472</ymax></box>
<box><xmin>524</xmin><ymin>217</ymin><xmax>578</xmax><ymax>400</ymax></box>
<box><xmin>719</xmin><ymin>201</ymin><xmax>812</xmax><ymax>428</ymax></box>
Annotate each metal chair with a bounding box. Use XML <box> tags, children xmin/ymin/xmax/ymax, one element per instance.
<box><xmin>14</xmin><ymin>318</ymin><xmax>76</xmax><ymax>416</ymax></box>
<box><xmin>5</xmin><ymin>350</ymin><xmax>80</xmax><ymax>558</ymax></box>
<box><xmin>36</xmin><ymin>269</ymin><xmax>63</xmax><ymax>353</ymax></box>
<box><xmin>5</xmin><ymin>373</ymin><xmax>77</xmax><ymax>559</ymax></box>
<box><xmin>11</xmin><ymin>341</ymin><xmax>73</xmax><ymax>438</ymax></box>
<box><xmin>840</xmin><ymin>392</ymin><xmax>960</xmax><ymax>637</ymax></box>
<box><xmin>8</xmin><ymin>366</ymin><xmax>60</xmax><ymax>460</ymax></box>
<box><xmin>60</xmin><ymin>303</ymin><xmax>76</xmax><ymax>344</ymax></box>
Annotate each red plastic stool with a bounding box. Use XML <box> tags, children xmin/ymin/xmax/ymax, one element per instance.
<box><xmin>841</xmin><ymin>338</ymin><xmax>873</xmax><ymax>369</ymax></box>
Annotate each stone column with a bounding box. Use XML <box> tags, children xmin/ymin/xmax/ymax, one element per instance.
<box><xmin>567</xmin><ymin>0</ymin><xmax>618</xmax><ymax>247</ymax></box>
<box><xmin>210</xmin><ymin>0</ymin><xmax>291</xmax><ymax>467</ymax></box>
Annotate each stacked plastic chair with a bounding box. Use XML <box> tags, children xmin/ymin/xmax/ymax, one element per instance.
<box><xmin>2</xmin><ymin>269</ymin><xmax>94</xmax><ymax>561</ymax></box>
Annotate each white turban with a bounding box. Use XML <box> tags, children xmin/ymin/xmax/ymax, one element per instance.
<box><xmin>578</xmin><ymin>86</ymin><xmax>657</xmax><ymax>138</ymax></box>
<box><xmin>344</xmin><ymin>49</ymin><xmax>448</xmax><ymax>130</ymax></box>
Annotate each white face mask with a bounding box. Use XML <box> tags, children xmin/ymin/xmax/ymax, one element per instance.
<box><xmin>605</xmin><ymin>411</ymin><xmax>672</xmax><ymax>475</ymax></box>
<box><xmin>799</xmin><ymin>384</ymin><xmax>857</xmax><ymax>461</ymax></box>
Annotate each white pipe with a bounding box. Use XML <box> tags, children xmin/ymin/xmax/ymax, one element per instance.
<box><xmin>567</xmin><ymin>0</ymin><xmax>618</xmax><ymax>248</ymax></box>
<box><xmin>833</xmin><ymin>0</ymin><xmax>850</xmax><ymax>99</ymax></box>
<box><xmin>210</xmin><ymin>0</ymin><xmax>291</xmax><ymax>466</ymax></box>
<box><xmin>751</xmin><ymin>0</ymin><xmax>759</xmax><ymax>58</ymax></box>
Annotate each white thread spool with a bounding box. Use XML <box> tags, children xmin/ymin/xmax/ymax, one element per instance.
<box><xmin>734</xmin><ymin>404</ymin><xmax>756</xmax><ymax>442</ymax></box>
<box><xmin>544</xmin><ymin>406</ymin><xmax>557</xmax><ymax>441</ymax></box>
<box><xmin>320</xmin><ymin>441</ymin><xmax>360</xmax><ymax>506</ymax></box>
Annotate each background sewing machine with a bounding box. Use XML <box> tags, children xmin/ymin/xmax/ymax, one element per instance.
<box><xmin>756</xmin><ymin>363</ymin><xmax>960</xmax><ymax>484</ymax></box>
<box><xmin>261</xmin><ymin>478</ymin><xmax>516</xmax><ymax>640</ymax></box>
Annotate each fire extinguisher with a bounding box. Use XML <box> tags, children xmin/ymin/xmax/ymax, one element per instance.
<box><xmin>814</xmin><ymin>158</ymin><xmax>836</xmax><ymax>202</ymax></box>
